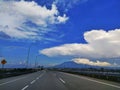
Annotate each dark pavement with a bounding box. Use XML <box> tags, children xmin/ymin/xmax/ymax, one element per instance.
<box><xmin>0</xmin><ymin>70</ymin><xmax>120</xmax><ymax>90</ymax></box>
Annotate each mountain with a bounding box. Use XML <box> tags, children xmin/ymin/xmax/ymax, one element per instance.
<box><xmin>54</xmin><ymin>61</ymin><xmax>120</xmax><ymax>69</ymax></box>
<box><xmin>54</xmin><ymin>61</ymin><xmax>93</xmax><ymax>68</ymax></box>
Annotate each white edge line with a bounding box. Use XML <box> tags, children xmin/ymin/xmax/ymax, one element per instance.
<box><xmin>0</xmin><ymin>77</ymin><xmax>26</xmax><ymax>86</ymax></box>
<box><xmin>21</xmin><ymin>85</ymin><xmax>29</xmax><ymax>90</ymax></box>
<box><xmin>63</xmin><ymin>72</ymin><xmax>120</xmax><ymax>89</ymax></box>
<box><xmin>80</xmin><ymin>77</ymin><xmax>120</xmax><ymax>89</ymax></box>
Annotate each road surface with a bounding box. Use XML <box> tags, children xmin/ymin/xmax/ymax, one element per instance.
<box><xmin>0</xmin><ymin>70</ymin><xmax>120</xmax><ymax>90</ymax></box>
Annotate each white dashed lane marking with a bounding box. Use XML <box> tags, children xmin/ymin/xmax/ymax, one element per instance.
<box><xmin>30</xmin><ymin>80</ymin><xmax>36</xmax><ymax>84</ymax></box>
<box><xmin>21</xmin><ymin>85</ymin><xmax>29</xmax><ymax>90</ymax></box>
<box><xmin>59</xmin><ymin>78</ymin><xmax>65</xmax><ymax>84</ymax></box>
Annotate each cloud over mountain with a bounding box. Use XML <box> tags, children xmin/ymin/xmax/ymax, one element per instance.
<box><xmin>73</xmin><ymin>58</ymin><xmax>111</xmax><ymax>66</ymax></box>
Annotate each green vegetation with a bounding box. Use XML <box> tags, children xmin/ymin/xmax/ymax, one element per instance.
<box><xmin>0</xmin><ymin>68</ymin><xmax>39</xmax><ymax>79</ymax></box>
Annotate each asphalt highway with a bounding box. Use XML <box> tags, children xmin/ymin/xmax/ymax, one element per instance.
<box><xmin>0</xmin><ymin>70</ymin><xmax>120</xmax><ymax>90</ymax></box>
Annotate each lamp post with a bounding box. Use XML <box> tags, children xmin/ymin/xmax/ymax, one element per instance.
<box><xmin>26</xmin><ymin>43</ymin><xmax>39</xmax><ymax>68</ymax></box>
<box><xmin>26</xmin><ymin>45</ymin><xmax>32</xmax><ymax>68</ymax></box>
<box><xmin>35</xmin><ymin>55</ymin><xmax>40</xmax><ymax>68</ymax></box>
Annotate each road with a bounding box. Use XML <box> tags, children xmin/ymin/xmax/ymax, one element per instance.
<box><xmin>0</xmin><ymin>70</ymin><xmax>120</xmax><ymax>90</ymax></box>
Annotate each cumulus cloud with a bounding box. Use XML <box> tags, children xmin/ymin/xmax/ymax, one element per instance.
<box><xmin>57</xmin><ymin>14</ymin><xmax>69</xmax><ymax>23</ymax></box>
<box><xmin>0</xmin><ymin>0</ymin><xmax>68</xmax><ymax>39</ymax></box>
<box><xmin>40</xmin><ymin>29</ymin><xmax>120</xmax><ymax>59</ymax></box>
<box><xmin>73</xmin><ymin>58</ymin><xmax>111</xmax><ymax>66</ymax></box>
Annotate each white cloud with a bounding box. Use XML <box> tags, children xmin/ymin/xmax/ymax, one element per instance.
<box><xmin>73</xmin><ymin>58</ymin><xmax>111</xmax><ymax>66</ymax></box>
<box><xmin>0</xmin><ymin>0</ymin><xmax>68</xmax><ymax>39</ymax></box>
<box><xmin>40</xmin><ymin>29</ymin><xmax>120</xmax><ymax>59</ymax></box>
<box><xmin>57</xmin><ymin>14</ymin><xmax>69</xmax><ymax>23</ymax></box>
<box><xmin>54</xmin><ymin>0</ymin><xmax>88</xmax><ymax>11</ymax></box>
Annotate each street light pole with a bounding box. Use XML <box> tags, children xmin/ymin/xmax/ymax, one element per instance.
<box><xmin>35</xmin><ymin>55</ymin><xmax>39</xmax><ymax>68</ymax></box>
<box><xmin>35</xmin><ymin>55</ymin><xmax>41</xmax><ymax>69</ymax></box>
<box><xmin>35</xmin><ymin>55</ymin><xmax>38</xmax><ymax>68</ymax></box>
<box><xmin>26</xmin><ymin>43</ymin><xmax>39</xmax><ymax>68</ymax></box>
<box><xmin>26</xmin><ymin>45</ymin><xmax>32</xmax><ymax>68</ymax></box>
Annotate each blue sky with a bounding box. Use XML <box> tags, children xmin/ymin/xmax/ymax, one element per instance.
<box><xmin>0</xmin><ymin>0</ymin><xmax>120</xmax><ymax>67</ymax></box>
